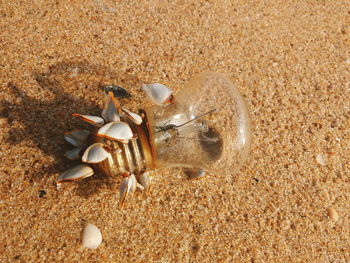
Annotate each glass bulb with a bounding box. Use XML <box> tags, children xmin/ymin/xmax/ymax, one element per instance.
<box><xmin>145</xmin><ymin>72</ymin><xmax>251</xmax><ymax>174</ymax></box>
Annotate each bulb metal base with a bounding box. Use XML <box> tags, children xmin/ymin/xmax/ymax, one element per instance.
<box><xmin>92</xmin><ymin>109</ymin><xmax>155</xmax><ymax>176</ymax></box>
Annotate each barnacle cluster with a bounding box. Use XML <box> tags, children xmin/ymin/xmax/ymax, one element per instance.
<box><xmin>57</xmin><ymin>83</ymin><xmax>174</xmax><ymax>207</ymax></box>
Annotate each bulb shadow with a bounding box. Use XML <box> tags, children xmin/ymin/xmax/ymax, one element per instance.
<box><xmin>1</xmin><ymin>61</ymin><xmax>140</xmax><ymax>198</ymax></box>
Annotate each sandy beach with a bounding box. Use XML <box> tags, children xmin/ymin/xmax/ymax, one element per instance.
<box><xmin>1</xmin><ymin>1</ymin><xmax>349</xmax><ymax>262</ymax></box>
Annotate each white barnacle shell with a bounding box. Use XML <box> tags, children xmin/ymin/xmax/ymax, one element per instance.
<box><xmin>129</xmin><ymin>174</ymin><xmax>137</xmax><ymax>193</ymax></box>
<box><xmin>81</xmin><ymin>224</ymin><xmax>102</xmax><ymax>249</ymax></box>
<box><xmin>97</xmin><ymin>121</ymin><xmax>133</xmax><ymax>143</ymax></box>
<box><xmin>72</xmin><ymin>113</ymin><xmax>105</xmax><ymax>127</ymax></box>
<box><xmin>121</xmin><ymin>107</ymin><xmax>142</xmax><ymax>125</ymax></box>
<box><xmin>64</xmin><ymin>135</ymin><xmax>81</xmax><ymax>147</ymax></box>
<box><xmin>119</xmin><ymin>174</ymin><xmax>137</xmax><ymax>207</ymax></box>
<box><xmin>56</xmin><ymin>164</ymin><xmax>94</xmax><ymax>184</ymax></box>
<box><xmin>82</xmin><ymin>143</ymin><xmax>108</xmax><ymax>163</ymax></box>
<box><xmin>64</xmin><ymin>130</ymin><xmax>90</xmax><ymax>147</ymax></box>
<box><xmin>141</xmin><ymin>83</ymin><xmax>174</xmax><ymax>106</ymax></box>
<box><xmin>138</xmin><ymin>172</ymin><xmax>151</xmax><ymax>192</ymax></box>
<box><xmin>101</xmin><ymin>95</ymin><xmax>120</xmax><ymax>122</ymax></box>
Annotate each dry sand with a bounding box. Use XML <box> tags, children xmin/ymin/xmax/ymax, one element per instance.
<box><xmin>1</xmin><ymin>0</ymin><xmax>349</xmax><ymax>262</ymax></box>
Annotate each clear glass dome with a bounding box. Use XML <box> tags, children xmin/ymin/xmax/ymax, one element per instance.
<box><xmin>145</xmin><ymin>72</ymin><xmax>251</xmax><ymax>175</ymax></box>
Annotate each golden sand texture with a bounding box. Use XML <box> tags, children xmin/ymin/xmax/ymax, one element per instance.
<box><xmin>1</xmin><ymin>0</ymin><xmax>349</xmax><ymax>262</ymax></box>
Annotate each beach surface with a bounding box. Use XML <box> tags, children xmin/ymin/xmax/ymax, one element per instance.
<box><xmin>1</xmin><ymin>1</ymin><xmax>349</xmax><ymax>262</ymax></box>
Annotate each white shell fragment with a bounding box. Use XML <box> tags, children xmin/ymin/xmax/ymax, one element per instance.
<box><xmin>56</xmin><ymin>164</ymin><xmax>94</xmax><ymax>184</ymax></box>
<box><xmin>121</xmin><ymin>108</ymin><xmax>142</xmax><ymax>125</ymax></box>
<box><xmin>72</xmin><ymin>113</ymin><xmax>105</xmax><ymax>127</ymax></box>
<box><xmin>97</xmin><ymin>121</ymin><xmax>133</xmax><ymax>143</ymax></box>
<box><xmin>138</xmin><ymin>172</ymin><xmax>151</xmax><ymax>192</ymax></box>
<box><xmin>82</xmin><ymin>143</ymin><xmax>109</xmax><ymax>163</ymax></box>
<box><xmin>81</xmin><ymin>224</ymin><xmax>102</xmax><ymax>249</ymax></box>
<box><xmin>101</xmin><ymin>95</ymin><xmax>120</xmax><ymax>122</ymax></box>
<box><xmin>316</xmin><ymin>153</ymin><xmax>327</xmax><ymax>166</ymax></box>
<box><xmin>141</xmin><ymin>83</ymin><xmax>174</xmax><ymax>106</ymax></box>
<box><xmin>64</xmin><ymin>130</ymin><xmax>90</xmax><ymax>147</ymax></box>
<box><xmin>64</xmin><ymin>147</ymin><xmax>82</xmax><ymax>160</ymax></box>
<box><xmin>119</xmin><ymin>174</ymin><xmax>137</xmax><ymax>207</ymax></box>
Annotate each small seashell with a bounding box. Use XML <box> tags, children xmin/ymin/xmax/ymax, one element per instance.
<box><xmin>97</xmin><ymin>121</ymin><xmax>133</xmax><ymax>143</ymax></box>
<box><xmin>64</xmin><ymin>147</ymin><xmax>82</xmax><ymax>160</ymax></box>
<box><xmin>72</xmin><ymin>113</ymin><xmax>105</xmax><ymax>127</ymax></box>
<box><xmin>81</xmin><ymin>224</ymin><xmax>102</xmax><ymax>249</ymax></box>
<box><xmin>121</xmin><ymin>108</ymin><xmax>142</xmax><ymax>125</ymax></box>
<box><xmin>64</xmin><ymin>130</ymin><xmax>90</xmax><ymax>147</ymax></box>
<box><xmin>327</xmin><ymin>207</ymin><xmax>339</xmax><ymax>222</ymax></box>
<box><xmin>56</xmin><ymin>164</ymin><xmax>94</xmax><ymax>184</ymax></box>
<box><xmin>316</xmin><ymin>153</ymin><xmax>327</xmax><ymax>166</ymax></box>
<box><xmin>82</xmin><ymin>143</ymin><xmax>108</xmax><ymax>163</ymax></box>
<box><xmin>119</xmin><ymin>174</ymin><xmax>137</xmax><ymax>207</ymax></box>
<box><xmin>141</xmin><ymin>83</ymin><xmax>174</xmax><ymax>106</ymax></box>
<box><xmin>101</xmin><ymin>95</ymin><xmax>120</xmax><ymax>122</ymax></box>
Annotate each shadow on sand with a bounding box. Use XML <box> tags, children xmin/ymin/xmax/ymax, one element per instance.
<box><xmin>1</xmin><ymin>61</ymin><xmax>140</xmax><ymax>198</ymax></box>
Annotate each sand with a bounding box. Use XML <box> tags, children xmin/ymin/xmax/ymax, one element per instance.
<box><xmin>1</xmin><ymin>0</ymin><xmax>349</xmax><ymax>262</ymax></box>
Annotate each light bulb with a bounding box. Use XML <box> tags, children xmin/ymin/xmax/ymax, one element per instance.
<box><xmin>57</xmin><ymin>72</ymin><xmax>251</xmax><ymax>206</ymax></box>
<box><xmin>144</xmin><ymin>71</ymin><xmax>251</xmax><ymax>174</ymax></box>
